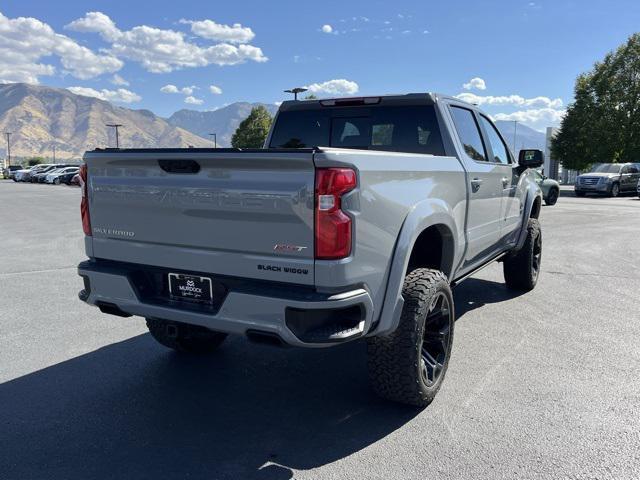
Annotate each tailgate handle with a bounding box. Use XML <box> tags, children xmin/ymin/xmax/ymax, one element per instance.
<box><xmin>158</xmin><ymin>159</ymin><xmax>201</xmax><ymax>174</ymax></box>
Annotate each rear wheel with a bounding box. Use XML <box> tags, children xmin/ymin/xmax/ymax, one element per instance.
<box><xmin>367</xmin><ymin>268</ymin><xmax>455</xmax><ymax>408</ymax></box>
<box><xmin>146</xmin><ymin>318</ymin><xmax>227</xmax><ymax>353</ymax></box>
<box><xmin>545</xmin><ymin>188</ymin><xmax>558</xmax><ymax>206</ymax></box>
<box><xmin>503</xmin><ymin>218</ymin><xmax>541</xmax><ymax>291</ymax></box>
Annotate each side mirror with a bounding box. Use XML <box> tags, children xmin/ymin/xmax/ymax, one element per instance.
<box><xmin>518</xmin><ymin>149</ymin><xmax>544</xmax><ymax>168</ymax></box>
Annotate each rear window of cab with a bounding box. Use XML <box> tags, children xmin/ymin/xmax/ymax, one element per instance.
<box><xmin>269</xmin><ymin>105</ymin><xmax>445</xmax><ymax>155</ymax></box>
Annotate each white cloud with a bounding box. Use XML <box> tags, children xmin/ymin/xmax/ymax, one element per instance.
<box><xmin>110</xmin><ymin>74</ymin><xmax>129</xmax><ymax>86</ymax></box>
<box><xmin>493</xmin><ymin>108</ymin><xmax>566</xmax><ymax>131</ymax></box>
<box><xmin>67</xmin><ymin>86</ymin><xmax>141</xmax><ymax>103</ymax></box>
<box><xmin>305</xmin><ymin>79</ymin><xmax>359</xmax><ymax>95</ymax></box>
<box><xmin>66</xmin><ymin>12</ymin><xmax>267</xmax><ymax>74</ymax></box>
<box><xmin>65</xmin><ymin>11</ymin><xmax>121</xmax><ymax>42</ymax></box>
<box><xmin>179</xmin><ymin>19</ymin><xmax>255</xmax><ymax>44</ymax></box>
<box><xmin>209</xmin><ymin>85</ymin><xmax>222</xmax><ymax>95</ymax></box>
<box><xmin>321</xmin><ymin>24</ymin><xmax>333</xmax><ymax>34</ymax></box>
<box><xmin>160</xmin><ymin>84</ymin><xmax>197</xmax><ymax>95</ymax></box>
<box><xmin>184</xmin><ymin>96</ymin><xmax>203</xmax><ymax>105</ymax></box>
<box><xmin>160</xmin><ymin>84</ymin><xmax>179</xmax><ymax>93</ymax></box>
<box><xmin>456</xmin><ymin>92</ymin><xmax>563</xmax><ymax>109</ymax></box>
<box><xmin>0</xmin><ymin>12</ymin><xmax>122</xmax><ymax>84</ymax></box>
<box><xmin>463</xmin><ymin>77</ymin><xmax>486</xmax><ymax>91</ymax></box>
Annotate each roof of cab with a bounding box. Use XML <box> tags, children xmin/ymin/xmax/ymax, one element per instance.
<box><xmin>277</xmin><ymin>92</ymin><xmax>476</xmax><ymax>112</ymax></box>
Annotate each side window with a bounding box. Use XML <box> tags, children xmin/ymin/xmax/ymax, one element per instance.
<box><xmin>479</xmin><ymin>115</ymin><xmax>511</xmax><ymax>164</ymax></box>
<box><xmin>450</xmin><ymin>106</ymin><xmax>487</xmax><ymax>162</ymax></box>
<box><xmin>621</xmin><ymin>165</ymin><xmax>630</xmax><ymax>174</ymax></box>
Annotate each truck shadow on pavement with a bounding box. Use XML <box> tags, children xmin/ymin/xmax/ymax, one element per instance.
<box><xmin>0</xmin><ymin>277</ymin><xmax>515</xmax><ymax>479</ymax></box>
<box><xmin>454</xmin><ymin>277</ymin><xmax>526</xmax><ymax>319</ymax></box>
<box><xmin>0</xmin><ymin>334</ymin><xmax>417</xmax><ymax>479</ymax></box>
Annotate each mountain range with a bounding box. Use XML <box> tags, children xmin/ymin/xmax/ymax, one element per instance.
<box><xmin>168</xmin><ymin>103</ymin><xmax>279</xmax><ymax>148</ymax></box>
<box><xmin>494</xmin><ymin>120</ymin><xmax>546</xmax><ymax>153</ymax></box>
<box><xmin>0</xmin><ymin>83</ymin><xmax>210</xmax><ymax>160</ymax></box>
<box><xmin>0</xmin><ymin>83</ymin><xmax>545</xmax><ymax>161</ymax></box>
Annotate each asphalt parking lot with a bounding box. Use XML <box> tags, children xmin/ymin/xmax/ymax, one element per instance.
<box><xmin>1</xmin><ymin>181</ymin><xmax>639</xmax><ymax>480</ymax></box>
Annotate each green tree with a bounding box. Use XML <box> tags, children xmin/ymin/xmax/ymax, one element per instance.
<box><xmin>552</xmin><ymin>33</ymin><xmax>640</xmax><ymax>171</ymax></box>
<box><xmin>304</xmin><ymin>93</ymin><xmax>318</xmax><ymax>100</ymax></box>
<box><xmin>231</xmin><ymin>106</ymin><xmax>273</xmax><ymax>148</ymax></box>
<box><xmin>27</xmin><ymin>156</ymin><xmax>45</xmax><ymax>166</ymax></box>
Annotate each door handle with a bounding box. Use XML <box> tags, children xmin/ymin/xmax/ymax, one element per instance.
<box><xmin>471</xmin><ymin>178</ymin><xmax>483</xmax><ymax>192</ymax></box>
<box><xmin>502</xmin><ymin>176</ymin><xmax>510</xmax><ymax>188</ymax></box>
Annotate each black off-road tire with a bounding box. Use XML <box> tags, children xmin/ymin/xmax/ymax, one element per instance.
<box><xmin>545</xmin><ymin>188</ymin><xmax>558</xmax><ymax>206</ymax></box>
<box><xmin>367</xmin><ymin>268</ymin><xmax>455</xmax><ymax>408</ymax></box>
<box><xmin>503</xmin><ymin>218</ymin><xmax>541</xmax><ymax>291</ymax></box>
<box><xmin>146</xmin><ymin>318</ymin><xmax>227</xmax><ymax>353</ymax></box>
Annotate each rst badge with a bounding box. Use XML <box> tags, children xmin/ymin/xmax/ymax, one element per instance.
<box><xmin>273</xmin><ymin>244</ymin><xmax>308</xmax><ymax>253</ymax></box>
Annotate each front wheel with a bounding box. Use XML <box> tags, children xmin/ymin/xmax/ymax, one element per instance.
<box><xmin>503</xmin><ymin>218</ymin><xmax>542</xmax><ymax>291</ymax></box>
<box><xmin>53</xmin><ymin>178</ymin><xmax>60</xmax><ymax>185</ymax></box>
<box><xmin>545</xmin><ymin>188</ymin><xmax>559</xmax><ymax>206</ymax></box>
<box><xmin>609</xmin><ymin>183</ymin><xmax>620</xmax><ymax>197</ymax></box>
<box><xmin>367</xmin><ymin>268</ymin><xmax>455</xmax><ymax>407</ymax></box>
<box><xmin>146</xmin><ymin>318</ymin><xmax>227</xmax><ymax>354</ymax></box>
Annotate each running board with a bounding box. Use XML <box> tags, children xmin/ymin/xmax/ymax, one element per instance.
<box><xmin>450</xmin><ymin>252</ymin><xmax>508</xmax><ymax>288</ymax></box>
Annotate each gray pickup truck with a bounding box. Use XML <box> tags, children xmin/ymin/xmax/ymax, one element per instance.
<box><xmin>78</xmin><ymin>93</ymin><xmax>544</xmax><ymax>407</ymax></box>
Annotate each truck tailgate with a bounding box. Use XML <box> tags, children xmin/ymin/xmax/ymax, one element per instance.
<box><xmin>85</xmin><ymin>150</ymin><xmax>316</xmax><ymax>285</ymax></box>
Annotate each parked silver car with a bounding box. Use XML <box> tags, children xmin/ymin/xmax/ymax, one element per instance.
<box><xmin>45</xmin><ymin>167</ymin><xmax>79</xmax><ymax>184</ymax></box>
<box><xmin>532</xmin><ymin>170</ymin><xmax>560</xmax><ymax>205</ymax></box>
<box><xmin>575</xmin><ymin>163</ymin><xmax>640</xmax><ymax>197</ymax></box>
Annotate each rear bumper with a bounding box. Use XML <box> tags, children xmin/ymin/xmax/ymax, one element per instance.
<box><xmin>78</xmin><ymin>260</ymin><xmax>374</xmax><ymax>348</ymax></box>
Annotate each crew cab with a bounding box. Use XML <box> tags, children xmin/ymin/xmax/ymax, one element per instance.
<box><xmin>77</xmin><ymin>93</ymin><xmax>544</xmax><ymax>407</ymax></box>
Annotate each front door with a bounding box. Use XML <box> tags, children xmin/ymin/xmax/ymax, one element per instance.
<box><xmin>477</xmin><ymin>115</ymin><xmax>522</xmax><ymax>245</ymax></box>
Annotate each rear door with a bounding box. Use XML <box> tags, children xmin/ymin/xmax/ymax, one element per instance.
<box><xmin>85</xmin><ymin>150</ymin><xmax>317</xmax><ymax>285</ymax></box>
<box><xmin>447</xmin><ymin>105</ymin><xmax>503</xmax><ymax>267</ymax></box>
<box><xmin>477</xmin><ymin>114</ymin><xmax>521</xmax><ymax>244</ymax></box>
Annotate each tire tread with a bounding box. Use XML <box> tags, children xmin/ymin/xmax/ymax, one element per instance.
<box><xmin>367</xmin><ymin>268</ymin><xmax>453</xmax><ymax>407</ymax></box>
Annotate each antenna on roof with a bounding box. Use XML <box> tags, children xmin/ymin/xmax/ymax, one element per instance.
<box><xmin>284</xmin><ymin>87</ymin><xmax>308</xmax><ymax>101</ymax></box>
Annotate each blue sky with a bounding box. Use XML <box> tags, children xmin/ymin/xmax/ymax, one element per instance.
<box><xmin>1</xmin><ymin>0</ymin><xmax>639</xmax><ymax>130</ymax></box>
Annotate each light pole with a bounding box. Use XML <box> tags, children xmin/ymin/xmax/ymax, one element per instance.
<box><xmin>284</xmin><ymin>87</ymin><xmax>308</xmax><ymax>100</ymax></box>
<box><xmin>209</xmin><ymin>133</ymin><xmax>217</xmax><ymax>148</ymax></box>
<box><xmin>4</xmin><ymin>132</ymin><xmax>11</xmax><ymax>167</ymax></box>
<box><xmin>106</xmin><ymin>124</ymin><xmax>123</xmax><ymax>148</ymax></box>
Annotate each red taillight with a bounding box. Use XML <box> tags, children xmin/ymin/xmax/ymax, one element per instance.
<box><xmin>79</xmin><ymin>164</ymin><xmax>91</xmax><ymax>236</ymax></box>
<box><xmin>315</xmin><ymin>168</ymin><xmax>357</xmax><ymax>259</ymax></box>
